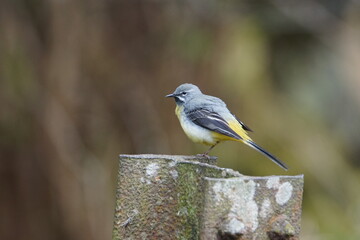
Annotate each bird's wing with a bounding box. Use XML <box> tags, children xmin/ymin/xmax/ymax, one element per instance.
<box><xmin>234</xmin><ymin>115</ymin><xmax>253</xmax><ymax>132</ymax></box>
<box><xmin>202</xmin><ymin>95</ymin><xmax>253</xmax><ymax>132</ymax></box>
<box><xmin>186</xmin><ymin>108</ymin><xmax>242</xmax><ymax>140</ymax></box>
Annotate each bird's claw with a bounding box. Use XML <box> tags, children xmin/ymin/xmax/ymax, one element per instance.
<box><xmin>196</xmin><ymin>153</ymin><xmax>211</xmax><ymax>159</ymax></box>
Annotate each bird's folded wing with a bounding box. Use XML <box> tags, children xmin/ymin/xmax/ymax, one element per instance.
<box><xmin>234</xmin><ymin>115</ymin><xmax>253</xmax><ymax>132</ymax></box>
<box><xmin>186</xmin><ymin>108</ymin><xmax>242</xmax><ymax>140</ymax></box>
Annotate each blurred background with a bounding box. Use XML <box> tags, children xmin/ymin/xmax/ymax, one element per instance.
<box><xmin>1</xmin><ymin>0</ymin><xmax>360</xmax><ymax>239</ymax></box>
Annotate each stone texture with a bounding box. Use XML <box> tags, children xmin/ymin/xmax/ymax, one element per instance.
<box><xmin>113</xmin><ymin>154</ymin><xmax>241</xmax><ymax>240</ymax></box>
<box><xmin>112</xmin><ymin>154</ymin><xmax>304</xmax><ymax>240</ymax></box>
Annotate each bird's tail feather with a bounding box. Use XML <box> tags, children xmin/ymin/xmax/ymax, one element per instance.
<box><xmin>245</xmin><ymin>140</ymin><xmax>288</xmax><ymax>171</ymax></box>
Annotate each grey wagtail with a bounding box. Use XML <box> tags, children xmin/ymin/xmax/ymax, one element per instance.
<box><xmin>166</xmin><ymin>83</ymin><xmax>288</xmax><ymax>170</ymax></box>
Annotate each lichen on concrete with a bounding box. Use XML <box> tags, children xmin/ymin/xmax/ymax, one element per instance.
<box><xmin>260</xmin><ymin>198</ymin><xmax>272</xmax><ymax>219</ymax></box>
<box><xmin>201</xmin><ymin>175</ymin><xmax>304</xmax><ymax>239</ymax></box>
<box><xmin>266</xmin><ymin>176</ymin><xmax>280</xmax><ymax>189</ymax></box>
<box><xmin>210</xmin><ymin>179</ymin><xmax>259</xmax><ymax>233</ymax></box>
<box><xmin>145</xmin><ymin>162</ymin><xmax>160</xmax><ymax>177</ymax></box>
<box><xmin>113</xmin><ymin>155</ymin><xmax>304</xmax><ymax>240</ymax></box>
<box><xmin>276</xmin><ymin>182</ymin><xmax>293</xmax><ymax>206</ymax></box>
<box><xmin>170</xmin><ymin>169</ymin><xmax>178</xmax><ymax>179</ymax></box>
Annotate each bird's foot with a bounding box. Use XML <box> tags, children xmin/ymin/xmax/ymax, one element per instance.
<box><xmin>196</xmin><ymin>153</ymin><xmax>211</xmax><ymax>159</ymax></box>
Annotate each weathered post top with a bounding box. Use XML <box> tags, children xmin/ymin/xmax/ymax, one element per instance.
<box><xmin>112</xmin><ymin>154</ymin><xmax>303</xmax><ymax>240</ymax></box>
<box><xmin>119</xmin><ymin>154</ymin><xmax>219</xmax><ymax>165</ymax></box>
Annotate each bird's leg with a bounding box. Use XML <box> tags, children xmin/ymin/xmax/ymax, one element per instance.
<box><xmin>199</xmin><ymin>141</ymin><xmax>219</xmax><ymax>157</ymax></box>
<box><xmin>196</xmin><ymin>142</ymin><xmax>219</xmax><ymax>158</ymax></box>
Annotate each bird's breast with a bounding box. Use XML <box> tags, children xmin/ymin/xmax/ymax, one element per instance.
<box><xmin>175</xmin><ymin>105</ymin><xmax>217</xmax><ymax>145</ymax></box>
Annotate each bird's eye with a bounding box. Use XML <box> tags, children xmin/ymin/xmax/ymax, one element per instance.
<box><xmin>181</xmin><ymin>91</ymin><xmax>187</xmax><ymax>95</ymax></box>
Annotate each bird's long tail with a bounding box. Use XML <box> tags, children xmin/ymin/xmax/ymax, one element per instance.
<box><xmin>245</xmin><ymin>140</ymin><xmax>288</xmax><ymax>170</ymax></box>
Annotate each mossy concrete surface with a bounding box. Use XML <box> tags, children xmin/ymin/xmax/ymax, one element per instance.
<box><xmin>112</xmin><ymin>154</ymin><xmax>303</xmax><ymax>240</ymax></box>
<box><xmin>112</xmin><ymin>154</ymin><xmax>241</xmax><ymax>240</ymax></box>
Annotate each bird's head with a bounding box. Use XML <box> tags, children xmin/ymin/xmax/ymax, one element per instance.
<box><xmin>166</xmin><ymin>83</ymin><xmax>202</xmax><ymax>105</ymax></box>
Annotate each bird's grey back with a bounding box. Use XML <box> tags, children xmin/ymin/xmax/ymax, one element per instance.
<box><xmin>185</xmin><ymin>93</ymin><xmax>228</xmax><ymax>113</ymax></box>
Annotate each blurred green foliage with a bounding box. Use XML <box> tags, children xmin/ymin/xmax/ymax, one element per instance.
<box><xmin>1</xmin><ymin>1</ymin><xmax>360</xmax><ymax>239</ymax></box>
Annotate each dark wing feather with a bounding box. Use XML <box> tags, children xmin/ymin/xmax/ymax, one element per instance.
<box><xmin>186</xmin><ymin>108</ymin><xmax>242</xmax><ymax>140</ymax></box>
<box><xmin>234</xmin><ymin>115</ymin><xmax>253</xmax><ymax>132</ymax></box>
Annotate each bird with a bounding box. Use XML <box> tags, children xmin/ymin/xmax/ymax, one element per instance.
<box><xmin>166</xmin><ymin>83</ymin><xmax>288</xmax><ymax>170</ymax></box>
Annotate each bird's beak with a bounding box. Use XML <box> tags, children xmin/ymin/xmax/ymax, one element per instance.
<box><xmin>165</xmin><ymin>93</ymin><xmax>176</xmax><ymax>98</ymax></box>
